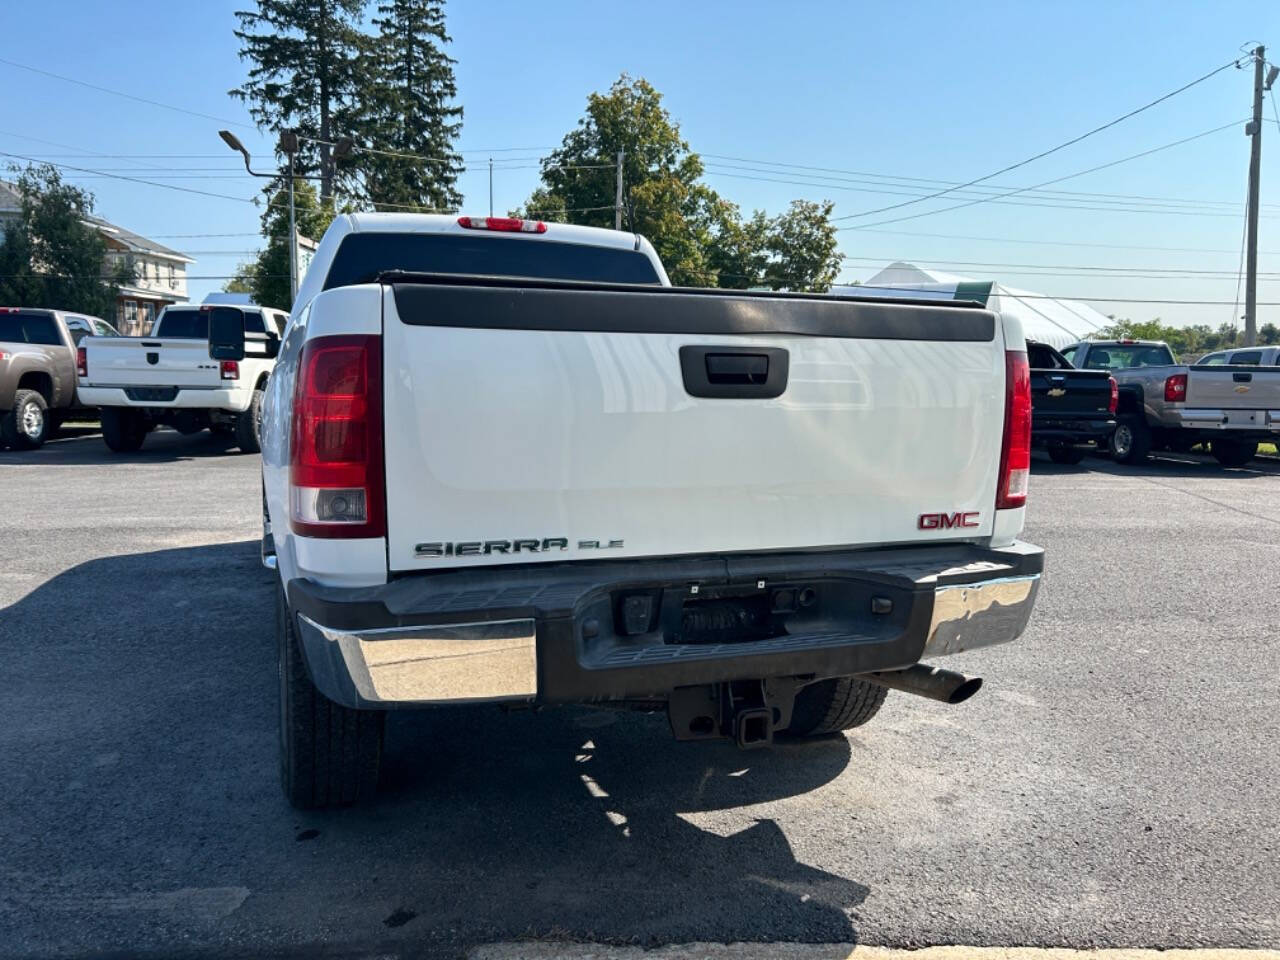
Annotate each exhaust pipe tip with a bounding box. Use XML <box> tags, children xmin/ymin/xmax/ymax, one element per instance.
<box><xmin>864</xmin><ymin>663</ymin><xmax>983</xmax><ymax>705</ymax></box>
<box><xmin>946</xmin><ymin>675</ymin><xmax>983</xmax><ymax>705</ymax></box>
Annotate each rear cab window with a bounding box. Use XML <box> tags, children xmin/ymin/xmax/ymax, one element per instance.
<box><xmin>323</xmin><ymin>232</ymin><xmax>664</xmax><ymax>290</ymax></box>
<box><xmin>154</xmin><ymin>309</ymin><xmax>208</xmax><ymax>339</ymax></box>
<box><xmin>1227</xmin><ymin>350</ymin><xmax>1261</xmax><ymax>366</ymax></box>
<box><xmin>1198</xmin><ymin>352</ymin><xmax>1227</xmax><ymax>365</ymax></box>
<box><xmin>0</xmin><ymin>310</ymin><xmax>62</xmax><ymax>346</ymax></box>
<box><xmin>1082</xmin><ymin>344</ymin><xmax>1175</xmax><ymax>370</ymax></box>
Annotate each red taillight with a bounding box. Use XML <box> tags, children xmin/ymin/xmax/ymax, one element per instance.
<box><xmin>76</xmin><ymin>346</ymin><xmax>87</xmax><ymax>377</ymax></box>
<box><xmin>289</xmin><ymin>335</ymin><xmax>384</xmax><ymax>539</ymax></box>
<box><xmin>1164</xmin><ymin>373</ymin><xmax>1187</xmax><ymax>403</ymax></box>
<box><xmin>219</xmin><ymin>360</ymin><xmax>239</xmax><ymax>380</ymax></box>
<box><xmin>457</xmin><ymin>215</ymin><xmax>547</xmax><ymax>234</ymax></box>
<box><xmin>0</xmin><ymin>349</ymin><xmax>11</xmax><ymax>362</ymax></box>
<box><xmin>1108</xmin><ymin>375</ymin><xmax>1118</xmax><ymax>414</ymax></box>
<box><xmin>997</xmin><ymin>350</ymin><xmax>1031</xmax><ymax>510</ymax></box>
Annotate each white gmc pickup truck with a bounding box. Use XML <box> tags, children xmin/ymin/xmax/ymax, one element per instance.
<box><xmin>77</xmin><ymin>303</ymin><xmax>288</xmax><ymax>453</ymax></box>
<box><xmin>226</xmin><ymin>213</ymin><xmax>1044</xmax><ymax>809</ymax></box>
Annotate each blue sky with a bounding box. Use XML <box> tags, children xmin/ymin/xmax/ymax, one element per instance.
<box><xmin>1</xmin><ymin>0</ymin><xmax>1278</xmax><ymax>327</ymax></box>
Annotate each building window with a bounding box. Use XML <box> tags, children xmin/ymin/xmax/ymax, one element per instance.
<box><xmin>142</xmin><ymin>302</ymin><xmax>155</xmax><ymax>333</ymax></box>
<box><xmin>168</xmin><ymin>263</ymin><xmax>176</xmax><ymax>288</ymax></box>
<box><xmin>124</xmin><ymin>300</ymin><xmax>138</xmax><ymax>334</ymax></box>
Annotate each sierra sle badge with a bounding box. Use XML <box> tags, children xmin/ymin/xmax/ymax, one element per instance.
<box><xmin>415</xmin><ymin>537</ymin><xmax>624</xmax><ymax>558</ymax></box>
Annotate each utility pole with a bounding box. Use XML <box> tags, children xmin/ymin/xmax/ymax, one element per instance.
<box><xmin>488</xmin><ymin>158</ymin><xmax>494</xmax><ymax>217</ymax></box>
<box><xmin>279</xmin><ymin>130</ymin><xmax>299</xmax><ymax>305</ymax></box>
<box><xmin>615</xmin><ymin>150</ymin><xmax>624</xmax><ymax>230</ymax></box>
<box><xmin>1244</xmin><ymin>45</ymin><xmax>1268</xmax><ymax>346</ymax></box>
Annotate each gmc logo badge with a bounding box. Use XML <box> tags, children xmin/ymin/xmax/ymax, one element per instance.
<box><xmin>918</xmin><ymin>511</ymin><xmax>980</xmax><ymax>530</ymax></box>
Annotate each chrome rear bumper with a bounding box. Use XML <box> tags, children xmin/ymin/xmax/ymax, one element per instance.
<box><xmin>289</xmin><ymin>542</ymin><xmax>1043</xmax><ymax>710</ymax></box>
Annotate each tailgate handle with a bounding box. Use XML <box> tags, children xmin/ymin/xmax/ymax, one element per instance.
<box><xmin>679</xmin><ymin>346</ymin><xmax>789</xmax><ymax>399</ymax></box>
<box><xmin>141</xmin><ymin>341</ymin><xmax>163</xmax><ymax>347</ymax></box>
<box><xmin>1233</xmin><ymin>372</ymin><xmax>1252</xmax><ymax>383</ymax></box>
<box><xmin>706</xmin><ymin>352</ymin><xmax>769</xmax><ymax>384</ymax></box>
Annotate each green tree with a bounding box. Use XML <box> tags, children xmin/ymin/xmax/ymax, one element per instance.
<box><xmin>520</xmin><ymin>75</ymin><xmax>715</xmax><ymax>285</ymax></box>
<box><xmin>223</xmin><ymin>260</ymin><xmax>260</xmax><ymax>294</ymax></box>
<box><xmin>0</xmin><ymin>164</ymin><xmax>133</xmax><ymax>316</ymax></box>
<box><xmin>1217</xmin><ymin>322</ymin><xmax>1239</xmax><ymax>348</ymax></box>
<box><xmin>765</xmin><ymin>200</ymin><xmax>842</xmax><ymax>292</ymax></box>
<box><xmin>1260</xmin><ymin>322</ymin><xmax>1279</xmax><ymax>345</ymax></box>
<box><xmin>521</xmin><ymin>75</ymin><xmax>844</xmax><ymax>291</ymax></box>
<box><xmin>249</xmin><ymin>178</ymin><xmax>336</xmax><ymax>310</ymax></box>
<box><xmin>361</xmin><ymin>0</ymin><xmax>463</xmax><ymax>212</ymax></box>
<box><xmin>231</xmin><ymin>0</ymin><xmax>367</xmax><ymax>205</ymax></box>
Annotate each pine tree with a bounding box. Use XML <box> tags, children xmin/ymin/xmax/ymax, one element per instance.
<box><xmin>230</xmin><ymin>0</ymin><xmax>366</xmax><ymax>206</ymax></box>
<box><xmin>361</xmin><ymin>0</ymin><xmax>464</xmax><ymax>211</ymax></box>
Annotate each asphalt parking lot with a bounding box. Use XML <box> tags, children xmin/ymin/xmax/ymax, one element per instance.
<box><xmin>2</xmin><ymin>429</ymin><xmax>1278</xmax><ymax>960</ymax></box>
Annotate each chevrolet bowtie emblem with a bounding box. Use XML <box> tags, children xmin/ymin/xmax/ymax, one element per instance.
<box><xmin>1235</xmin><ymin>385</ymin><xmax>1250</xmax><ymax>393</ymax></box>
<box><xmin>1047</xmin><ymin>388</ymin><xmax>1066</xmax><ymax>397</ymax></box>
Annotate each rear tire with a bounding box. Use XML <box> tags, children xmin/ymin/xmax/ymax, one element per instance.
<box><xmin>100</xmin><ymin>407</ymin><xmax>148</xmax><ymax>453</ymax></box>
<box><xmin>1211</xmin><ymin>439</ymin><xmax>1258</xmax><ymax>467</ymax></box>
<box><xmin>786</xmin><ymin>677</ymin><xmax>888</xmax><ymax>736</ymax></box>
<box><xmin>1047</xmin><ymin>443</ymin><xmax>1085</xmax><ymax>465</ymax></box>
<box><xmin>1109</xmin><ymin>416</ymin><xmax>1151</xmax><ymax>464</ymax></box>
<box><xmin>235</xmin><ymin>388</ymin><xmax>264</xmax><ymax>454</ymax></box>
<box><xmin>277</xmin><ymin>585</ymin><xmax>384</xmax><ymax>809</ymax></box>
<box><xmin>1</xmin><ymin>389</ymin><xmax>50</xmax><ymax>449</ymax></box>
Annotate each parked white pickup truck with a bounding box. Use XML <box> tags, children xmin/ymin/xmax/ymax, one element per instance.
<box><xmin>229</xmin><ymin>213</ymin><xmax>1044</xmax><ymax>809</ymax></box>
<box><xmin>77</xmin><ymin>303</ymin><xmax>287</xmax><ymax>453</ymax></box>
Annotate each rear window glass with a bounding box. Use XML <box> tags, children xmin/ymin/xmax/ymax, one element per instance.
<box><xmin>1027</xmin><ymin>344</ymin><xmax>1063</xmax><ymax>369</ymax></box>
<box><xmin>1083</xmin><ymin>344</ymin><xmax>1175</xmax><ymax>370</ymax></box>
<box><xmin>244</xmin><ymin>311</ymin><xmax>267</xmax><ymax>335</ymax></box>
<box><xmin>155</xmin><ymin>310</ymin><xmax>207</xmax><ymax>339</ymax></box>
<box><xmin>0</xmin><ymin>311</ymin><xmax>61</xmax><ymax>345</ymax></box>
<box><xmin>1228</xmin><ymin>350</ymin><xmax>1261</xmax><ymax>365</ymax></box>
<box><xmin>323</xmin><ymin>232</ymin><xmax>663</xmax><ymax>289</ymax></box>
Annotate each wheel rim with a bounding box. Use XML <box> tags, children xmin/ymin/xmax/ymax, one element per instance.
<box><xmin>1112</xmin><ymin>424</ymin><xmax>1132</xmax><ymax>456</ymax></box>
<box><xmin>20</xmin><ymin>401</ymin><xmax>43</xmax><ymax>439</ymax></box>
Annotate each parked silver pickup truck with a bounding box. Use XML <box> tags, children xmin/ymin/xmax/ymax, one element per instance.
<box><xmin>1062</xmin><ymin>338</ymin><xmax>1280</xmax><ymax>465</ymax></box>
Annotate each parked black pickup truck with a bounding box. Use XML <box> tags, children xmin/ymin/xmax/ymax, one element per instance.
<box><xmin>1028</xmin><ymin>340</ymin><xmax>1117</xmax><ymax>464</ymax></box>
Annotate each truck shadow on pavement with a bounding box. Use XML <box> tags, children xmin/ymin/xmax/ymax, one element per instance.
<box><xmin>0</xmin><ymin>428</ymin><xmax>248</xmax><ymax>465</ymax></box>
<box><xmin>1031</xmin><ymin>448</ymin><xmax>1280</xmax><ymax>478</ymax></box>
<box><xmin>0</xmin><ymin>540</ymin><xmax>869</xmax><ymax>958</ymax></box>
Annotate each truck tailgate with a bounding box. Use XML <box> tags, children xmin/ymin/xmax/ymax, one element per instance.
<box><xmin>82</xmin><ymin>337</ymin><xmax>220</xmax><ymax>388</ymax></box>
<box><xmin>1186</xmin><ymin>365</ymin><xmax>1280</xmax><ymax>409</ymax></box>
<box><xmin>381</xmin><ymin>280</ymin><xmax>1008</xmax><ymax>571</ymax></box>
<box><xmin>1031</xmin><ymin>367</ymin><xmax>1112</xmax><ymax>416</ymax></box>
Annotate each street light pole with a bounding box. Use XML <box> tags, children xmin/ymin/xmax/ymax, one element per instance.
<box><xmin>278</xmin><ymin>130</ymin><xmax>300</xmax><ymax>304</ymax></box>
<box><xmin>219</xmin><ymin>129</ymin><xmax>352</xmax><ymax>307</ymax></box>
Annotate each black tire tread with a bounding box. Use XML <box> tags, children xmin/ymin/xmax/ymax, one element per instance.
<box><xmin>1047</xmin><ymin>443</ymin><xmax>1086</xmax><ymax>465</ymax></box>
<box><xmin>1111</xmin><ymin>415</ymin><xmax>1151</xmax><ymax>464</ymax></box>
<box><xmin>1</xmin><ymin>389</ymin><xmax>49</xmax><ymax>449</ymax></box>
<box><xmin>787</xmin><ymin>676</ymin><xmax>888</xmax><ymax>736</ymax></box>
<box><xmin>100</xmin><ymin>407</ymin><xmax>147</xmax><ymax>452</ymax></box>
<box><xmin>234</xmin><ymin>388</ymin><xmax>264</xmax><ymax>454</ymax></box>
<box><xmin>1211</xmin><ymin>439</ymin><xmax>1257</xmax><ymax>467</ymax></box>
<box><xmin>278</xmin><ymin>586</ymin><xmax>383</xmax><ymax>809</ymax></box>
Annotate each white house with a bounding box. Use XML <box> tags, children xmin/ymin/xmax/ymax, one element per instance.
<box><xmin>0</xmin><ymin>180</ymin><xmax>195</xmax><ymax>334</ymax></box>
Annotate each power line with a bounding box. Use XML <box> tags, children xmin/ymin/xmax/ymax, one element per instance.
<box><xmin>704</xmin><ymin>136</ymin><xmax>1265</xmax><ymax>211</ymax></box>
<box><xmin>0</xmin><ymin>150</ymin><xmax>268</xmax><ymax>205</ymax></box>
<box><xmin>849</xmin><ymin>226</ymin><xmax>1280</xmax><ymax>257</ymax></box>
<box><xmin>837</xmin><ymin>255</ymin><xmax>1280</xmax><ymax>278</ymax></box>
<box><xmin>839</xmin><ymin>120</ymin><xmax>1254</xmax><ymax>230</ymax></box>
<box><xmin>705</xmin><ymin>164</ymin><xmax>1270</xmax><ymax>220</ymax></box>
<box><xmin>0</xmin><ymin>56</ymin><xmax>256</xmax><ymax>130</ymax></box>
<box><xmin>834</xmin><ymin>56</ymin><xmax>1244</xmax><ymax>222</ymax></box>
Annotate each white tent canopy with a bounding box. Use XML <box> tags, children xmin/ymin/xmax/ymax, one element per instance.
<box><xmin>831</xmin><ymin>261</ymin><xmax>1110</xmax><ymax>350</ymax></box>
